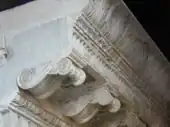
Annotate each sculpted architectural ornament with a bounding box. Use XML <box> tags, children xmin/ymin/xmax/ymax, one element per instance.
<box><xmin>61</xmin><ymin>94</ymin><xmax>100</xmax><ymax>124</ymax></box>
<box><xmin>48</xmin><ymin>84</ymin><xmax>121</xmax><ymax>124</ymax></box>
<box><xmin>17</xmin><ymin>53</ymin><xmax>122</xmax><ymax>125</ymax></box>
<box><xmin>60</xmin><ymin>94</ymin><xmax>121</xmax><ymax>124</ymax></box>
<box><xmin>56</xmin><ymin>58</ymin><xmax>86</xmax><ymax>86</ymax></box>
<box><xmin>92</xmin><ymin>87</ymin><xmax>121</xmax><ymax>113</ymax></box>
<box><xmin>0</xmin><ymin>0</ymin><xmax>89</xmax><ymax>110</ymax></box>
<box><xmin>9</xmin><ymin>93</ymin><xmax>71</xmax><ymax>127</ymax></box>
<box><xmin>0</xmin><ymin>0</ymin><xmax>169</xmax><ymax>126</ymax></box>
<box><xmin>17</xmin><ymin>58</ymin><xmax>87</xmax><ymax>99</ymax></box>
<box><xmin>72</xmin><ymin>0</ymin><xmax>168</xmax><ymax>125</ymax></box>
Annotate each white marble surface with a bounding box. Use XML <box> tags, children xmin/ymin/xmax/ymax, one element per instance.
<box><xmin>0</xmin><ymin>17</ymin><xmax>73</xmax><ymax>110</ymax></box>
<box><xmin>0</xmin><ymin>0</ymin><xmax>89</xmax><ymax>110</ymax></box>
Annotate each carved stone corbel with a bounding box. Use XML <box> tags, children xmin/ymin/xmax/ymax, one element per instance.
<box><xmin>57</xmin><ymin>86</ymin><xmax>121</xmax><ymax>125</ymax></box>
<box><xmin>92</xmin><ymin>87</ymin><xmax>121</xmax><ymax>113</ymax></box>
<box><xmin>61</xmin><ymin>94</ymin><xmax>100</xmax><ymax>124</ymax></box>
<box><xmin>56</xmin><ymin>58</ymin><xmax>86</xmax><ymax>86</ymax></box>
<box><xmin>17</xmin><ymin>63</ymin><xmax>66</xmax><ymax>99</ymax></box>
<box><xmin>17</xmin><ymin>58</ymin><xmax>86</xmax><ymax>99</ymax></box>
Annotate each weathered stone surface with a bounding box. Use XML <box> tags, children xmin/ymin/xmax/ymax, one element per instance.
<box><xmin>73</xmin><ymin>0</ymin><xmax>169</xmax><ymax>126</ymax></box>
<box><xmin>0</xmin><ymin>0</ymin><xmax>169</xmax><ymax>126</ymax></box>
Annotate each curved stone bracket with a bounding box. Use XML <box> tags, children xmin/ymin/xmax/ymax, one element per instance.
<box><xmin>92</xmin><ymin>87</ymin><xmax>121</xmax><ymax>113</ymax></box>
<box><xmin>17</xmin><ymin>63</ymin><xmax>52</xmax><ymax>90</ymax></box>
<box><xmin>17</xmin><ymin>58</ymin><xmax>87</xmax><ymax>99</ymax></box>
<box><xmin>61</xmin><ymin>94</ymin><xmax>99</xmax><ymax>124</ymax></box>
<box><xmin>56</xmin><ymin>58</ymin><xmax>86</xmax><ymax>86</ymax></box>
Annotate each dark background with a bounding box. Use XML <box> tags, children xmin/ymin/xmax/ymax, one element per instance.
<box><xmin>0</xmin><ymin>0</ymin><xmax>169</xmax><ymax>61</ymax></box>
<box><xmin>124</xmin><ymin>0</ymin><xmax>169</xmax><ymax>60</ymax></box>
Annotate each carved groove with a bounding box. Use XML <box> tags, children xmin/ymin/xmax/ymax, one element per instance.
<box><xmin>11</xmin><ymin>94</ymin><xmax>70</xmax><ymax>127</ymax></box>
<box><xmin>73</xmin><ymin>8</ymin><xmax>167</xmax><ymax>125</ymax></box>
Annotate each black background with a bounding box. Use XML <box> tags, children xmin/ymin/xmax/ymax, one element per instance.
<box><xmin>124</xmin><ymin>0</ymin><xmax>169</xmax><ymax>60</ymax></box>
<box><xmin>0</xmin><ymin>0</ymin><xmax>169</xmax><ymax>61</ymax></box>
